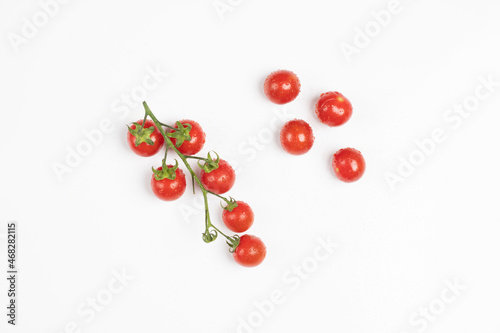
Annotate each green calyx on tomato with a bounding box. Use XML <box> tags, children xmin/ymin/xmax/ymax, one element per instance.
<box><xmin>221</xmin><ymin>196</ymin><xmax>239</xmax><ymax>212</ymax></box>
<box><xmin>152</xmin><ymin>160</ymin><xmax>179</xmax><ymax>181</ymax></box>
<box><xmin>226</xmin><ymin>235</ymin><xmax>240</xmax><ymax>253</ymax></box>
<box><xmin>127</xmin><ymin>122</ymin><xmax>156</xmax><ymax>147</ymax></box>
<box><xmin>197</xmin><ymin>151</ymin><xmax>220</xmax><ymax>173</ymax></box>
<box><xmin>167</xmin><ymin>121</ymin><xmax>192</xmax><ymax>147</ymax></box>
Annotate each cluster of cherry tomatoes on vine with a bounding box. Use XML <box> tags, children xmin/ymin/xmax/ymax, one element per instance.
<box><xmin>264</xmin><ymin>70</ymin><xmax>366</xmax><ymax>182</ymax></box>
<box><xmin>126</xmin><ymin>103</ymin><xmax>265</xmax><ymax>267</ymax></box>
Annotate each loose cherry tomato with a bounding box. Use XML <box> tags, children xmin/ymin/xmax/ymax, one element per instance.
<box><xmin>332</xmin><ymin>148</ymin><xmax>365</xmax><ymax>182</ymax></box>
<box><xmin>200</xmin><ymin>159</ymin><xmax>236</xmax><ymax>194</ymax></box>
<box><xmin>169</xmin><ymin>119</ymin><xmax>206</xmax><ymax>155</ymax></box>
<box><xmin>222</xmin><ymin>201</ymin><xmax>254</xmax><ymax>233</ymax></box>
<box><xmin>315</xmin><ymin>91</ymin><xmax>353</xmax><ymax>127</ymax></box>
<box><xmin>280</xmin><ymin>119</ymin><xmax>314</xmax><ymax>155</ymax></box>
<box><xmin>127</xmin><ymin>119</ymin><xmax>164</xmax><ymax>157</ymax></box>
<box><xmin>151</xmin><ymin>166</ymin><xmax>187</xmax><ymax>201</ymax></box>
<box><xmin>263</xmin><ymin>70</ymin><xmax>301</xmax><ymax>104</ymax></box>
<box><xmin>233</xmin><ymin>234</ymin><xmax>266</xmax><ymax>267</ymax></box>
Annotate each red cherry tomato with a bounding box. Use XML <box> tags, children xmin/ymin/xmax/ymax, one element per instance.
<box><xmin>200</xmin><ymin>159</ymin><xmax>236</xmax><ymax>194</ymax></box>
<box><xmin>280</xmin><ymin>119</ymin><xmax>314</xmax><ymax>155</ymax></box>
<box><xmin>332</xmin><ymin>148</ymin><xmax>365</xmax><ymax>182</ymax></box>
<box><xmin>233</xmin><ymin>234</ymin><xmax>266</xmax><ymax>267</ymax></box>
<box><xmin>263</xmin><ymin>70</ymin><xmax>301</xmax><ymax>104</ymax></box>
<box><xmin>222</xmin><ymin>201</ymin><xmax>254</xmax><ymax>233</ymax></box>
<box><xmin>151</xmin><ymin>166</ymin><xmax>187</xmax><ymax>201</ymax></box>
<box><xmin>169</xmin><ymin>119</ymin><xmax>206</xmax><ymax>155</ymax></box>
<box><xmin>315</xmin><ymin>91</ymin><xmax>353</xmax><ymax>127</ymax></box>
<box><xmin>127</xmin><ymin>119</ymin><xmax>164</xmax><ymax>157</ymax></box>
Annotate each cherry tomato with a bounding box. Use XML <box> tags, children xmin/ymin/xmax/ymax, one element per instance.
<box><xmin>200</xmin><ymin>159</ymin><xmax>236</xmax><ymax>194</ymax></box>
<box><xmin>280</xmin><ymin>119</ymin><xmax>314</xmax><ymax>155</ymax></box>
<box><xmin>263</xmin><ymin>70</ymin><xmax>301</xmax><ymax>104</ymax></box>
<box><xmin>127</xmin><ymin>119</ymin><xmax>164</xmax><ymax>157</ymax></box>
<box><xmin>222</xmin><ymin>201</ymin><xmax>254</xmax><ymax>233</ymax></box>
<box><xmin>315</xmin><ymin>91</ymin><xmax>353</xmax><ymax>127</ymax></box>
<box><xmin>233</xmin><ymin>234</ymin><xmax>266</xmax><ymax>267</ymax></box>
<box><xmin>151</xmin><ymin>166</ymin><xmax>187</xmax><ymax>201</ymax></box>
<box><xmin>332</xmin><ymin>148</ymin><xmax>365</xmax><ymax>182</ymax></box>
<box><xmin>169</xmin><ymin>119</ymin><xmax>206</xmax><ymax>155</ymax></box>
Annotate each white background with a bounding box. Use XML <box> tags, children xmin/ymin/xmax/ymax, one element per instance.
<box><xmin>1</xmin><ymin>0</ymin><xmax>500</xmax><ymax>332</ymax></box>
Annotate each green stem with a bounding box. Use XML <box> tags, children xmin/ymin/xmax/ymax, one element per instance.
<box><xmin>185</xmin><ymin>156</ymin><xmax>207</xmax><ymax>161</ymax></box>
<box><xmin>210</xmin><ymin>223</ymin><xmax>231</xmax><ymax>239</ymax></box>
<box><xmin>207</xmin><ymin>191</ymin><xmax>231</xmax><ymax>204</ymax></box>
<box><xmin>191</xmin><ymin>173</ymin><xmax>195</xmax><ymax>195</ymax></box>
<box><xmin>159</xmin><ymin>122</ymin><xmax>178</xmax><ymax>131</ymax></box>
<box><xmin>138</xmin><ymin>112</ymin><xmax>148</xmax><ymax>135</ymax></box>
<box><xmin>202</xmin><ymin>190</ymin><xmax>212</xmax><ymax>231</ymax></box>
<box><xmin>162</xmin><ymin>145</ymin><xmax>168</xmax><ymax>163</ymax></box>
